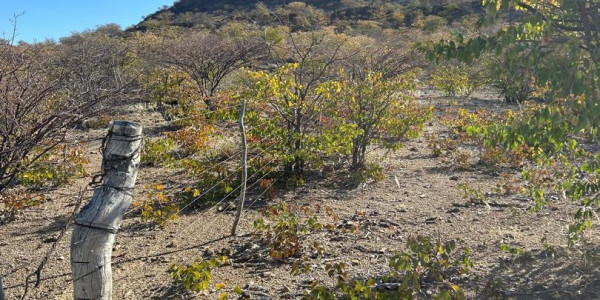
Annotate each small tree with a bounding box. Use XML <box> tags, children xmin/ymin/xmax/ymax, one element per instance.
<box><xmin>156</xmin><ymin>30</ymin><xmax>258</xmax><ymax>109</ymax></box>
<box><xmin>328</xmin><ymin>71</ymin><xmax>433</xmax><ymax>169</ymax></box>
<box><xmin>245</xmin><ymin>29</ymin><xmax>355</xmax><ymax>177</ymax></box>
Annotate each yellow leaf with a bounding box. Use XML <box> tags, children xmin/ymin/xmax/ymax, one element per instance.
<box><xmin>215</xmin><ymin>282</ymin><xmax>226</xmax><ymax>290</ymax></box>
<box><xmin>218</xmin><ymin>292</ymin><xmax>228</xmax><ymax>300</ymax></box>
<box><xmin>233</xmin><ymin>286</ymin><xmax>243</xmax><ymax>294</ymax></box>
<box><xmin>193</xmin><ymin>189</ymin><xmax>200</xmax><ymax>197</ymax></box>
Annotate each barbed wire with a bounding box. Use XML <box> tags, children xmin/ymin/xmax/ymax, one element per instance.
<box><xmin>120</xmin><ymin>129</ymin><xmax>278</xmax><ymax>217</ymax></box>
<box><xmin>170</xmin><ymin>164</ymin><xmax>276</xmax><ymax>243</ymax></box>
<box><xmin>218</xmin><ymin>169</ymin><xmax>277</xmax><ymax>213</ymax></box>
<box><xmin>7</xmin><ymin>102</ymin><xmax>283</xmax><ymax>297</ymax></box>
<box><xmin>246</xmin><ymin>177</ymin><xmax>277</xmax><ymax>209</ymax></box>
<box><xmin>145</xmin><ymin>165</ymin><xmax>276</xmax><ymax>299</ymax></box>
<box><xmin>176</xmin><ymin>141</ymin><xmax>278</xmax><ymax>213</ymax></box>
<box><xmin>70</xmin><ymin>134</ymin><xmax>278</xmax><ymax>249</ymax></box>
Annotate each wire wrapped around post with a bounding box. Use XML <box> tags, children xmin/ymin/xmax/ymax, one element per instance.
<box><xmin>70</xmin><ymin>120</ymin><xmax>142</xmax><ymax>300</ymax></box>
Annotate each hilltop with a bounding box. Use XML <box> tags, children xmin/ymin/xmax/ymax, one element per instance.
<box><xmin>133</xmin><ymin>0</ymin><xmax>484</xmax><ymax>31</ymax></box>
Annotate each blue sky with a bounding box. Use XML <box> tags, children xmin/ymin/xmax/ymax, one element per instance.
<box><xmin>1</xmin><ymin>0</ymin><xmax>175</xmax><ymax>43</ymax></box>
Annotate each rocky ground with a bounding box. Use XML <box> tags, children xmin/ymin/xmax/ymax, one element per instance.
<box><xmin>1</xmin><ymin>96</ymin><xmax>599</xmax><ymax>300</ymax></box>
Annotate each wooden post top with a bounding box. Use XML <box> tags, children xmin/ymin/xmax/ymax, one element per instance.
<box><xmin>109</xmin><ymin>120</ymin><xmax>143</xmax><ymax>137</ymax></box>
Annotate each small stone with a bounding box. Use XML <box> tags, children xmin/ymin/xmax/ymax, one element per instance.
<box><xmin>261</xmin><ymin>272</ymin><xmax>274</xmax><ymax>278</ymax></box>
<box><xmin>219</xmin><ymin>248</ymin><xmax>231</xmax><ymax>256</ymax></box>
<box><xmin>447</xmin><ymin>207</ymin><xmax>460</xmax><ymax>213</ymax></box>
<box><xmin>419</xmin><ymin>194</ymin><xmax>426</xmax><ymax>198</ymax></box>
<box><xmin>42</xmin><ymin>236</ymin><xmax>58</xmax><ymax>243</ymax></box>
<box><xmin>345</xmin><ymin>221</ymin><xmax>357</xmax><ymax>229</ymax></box>
<box><xmin>449</xmin><ymin>175</ymin><xmax>460</xmax><ymax>181</ymax></box>
<box><xmin>424</xmin><ymin>217</ymin><xmax>438</xmax><ymax>224</ymax></box>
<box><xmin>166</xmin><ymin>241</ymin><xmax>176</xmax><ymax>248</ymax></box>
<box><xmin>203</xmin><ymin>248</ymin><xmax>214</xmax><ymax>256</ymax></box>
<box><xmin>330</xmin><ymin>236</ymin><xmax>344</xmax><ymax>242</ymax></box>
<box><xmin>57</xmin><ymin>255</ymin><xmax>65</xmax><ymax>261</ymax></box>
<box><xmin>409</xmin><ymin>147</ymin><xmax>419</xmax><ymax>152</ymax></box>
<box><xmin>351</xmin><ymin>260</ymin><xmax>360</xmax><ymax>265</ymax></box>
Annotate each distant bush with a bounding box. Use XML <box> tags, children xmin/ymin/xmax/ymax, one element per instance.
<box><xmin>422</xmin><ymin>15</ymin><xmax>447</xmax><ymax>33</ymax></box>
<box><xmin>83</xmin><ymin>114</ymin><xmax>113</xmax><ymax>130</ymax></box>
<box><xmin>430</xmin><ymin>64</ymin><xmax>479</xmax><ymax>97</ymax></box>
<box><xmin>486</xmin><ymin>54</ymin><xmax>536</xmax><ymax>104</ymax></box>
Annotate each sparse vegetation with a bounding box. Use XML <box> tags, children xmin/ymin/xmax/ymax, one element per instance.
<box><xmin>3</xmin><ymin>0</ymin><xmax>600</xmax><ymax>299</ymax></box>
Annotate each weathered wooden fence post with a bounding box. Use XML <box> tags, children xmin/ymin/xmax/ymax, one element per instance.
<box><xmin>71</xmin><ymin>120</ymin><xmax>142</xmax><ymax>300</ymax></box>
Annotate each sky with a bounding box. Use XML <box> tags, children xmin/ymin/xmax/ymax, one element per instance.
<box><xmin>1</xmin><ymin>0</ymin><xmax>175</xmax><ymax>43</ymax></box>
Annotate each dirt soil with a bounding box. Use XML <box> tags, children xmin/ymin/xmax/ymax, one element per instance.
<box><xmin>1</xmin><ymin>96</ymin><xmax>599</xmax><ymax>300</ymax></box>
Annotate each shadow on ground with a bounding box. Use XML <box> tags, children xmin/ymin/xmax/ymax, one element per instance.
<box><xmin>476</xmin><ymin>247</ymin><xmax>600</xmax><ymax>300</ymax></box>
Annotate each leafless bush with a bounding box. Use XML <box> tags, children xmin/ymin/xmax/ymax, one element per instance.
<box><xmin>0</xmin><ymin>28</ymin><xmax>137</xmax><ymax>193</ymax></box>
<box><xmin>154</xmin><ymin>30</ymin><xmax>259</xmax><ymax>109</ymax></box>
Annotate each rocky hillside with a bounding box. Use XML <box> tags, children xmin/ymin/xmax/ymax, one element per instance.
<box><xmin>133</xmin><ymin>0</ymin><xmax>484</xmax><ymax>31</ymax></box>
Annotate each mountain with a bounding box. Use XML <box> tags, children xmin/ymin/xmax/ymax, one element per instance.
<box><xmin>133</xmin><ymin>0</ymin><xmax>484</xmax><ymax>31</ymax></box>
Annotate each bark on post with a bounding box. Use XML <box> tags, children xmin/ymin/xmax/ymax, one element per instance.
<box><xmin>70</xmin><ymin>120</ymin><xmax>142</xmax><ymax>300</ymax></box>
<box><xmin>231</xmin><ymin>100</ymin><xmax>247</xmax><ymax>236</ymax></box>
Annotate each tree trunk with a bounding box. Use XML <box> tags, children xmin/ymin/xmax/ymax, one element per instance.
<box><xmin>70</xmin><ymin>120</ymin><xmax>142</xmax><ymax>300</ymax></box>
<box><xmin>293</xmin><ymin>109</ymin><xmax>303</xmax><ymax>176</ymax></box>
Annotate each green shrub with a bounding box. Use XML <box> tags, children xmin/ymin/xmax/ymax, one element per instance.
<box><xmin>306</xmin><ymin>236</ymin><xmax>471</xmax><ymax>299</ymax></box>
<box><xmin>18</xmin><ymin>144</ymin><xmax>89</xmax><ymax>189</ymax></box>
<box><xmin>430</xmin><ymin>65</ymin><xmax>477</xmax><ymax>97</ymax></box>
<box><xmin>169</xmin><ymin>256</ymin><xmax>227</xmax><ymax>292</ymax></box>
<box><xmin>141</xmin><ymin>138</ymin><xmax>175</xmax><ymax>166</ymax></box>
<box><xmin>422</xmin><ymin>15</ymin><xmax>447</xmax><ymax>34</ymax></box>
<box><xmin>351</xmin><ymin>162</ymin><xmax>384</xmax><ymax>183</ymax></box>
<box><xmin>132</xmin><ymin>184</ymin><xmax>179</xmax><ymax>227</ymax></box>
<box><xmin>253</xmin><ymin>202</ymin><xmax>325</xmax><ymax>259</ymax></box>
